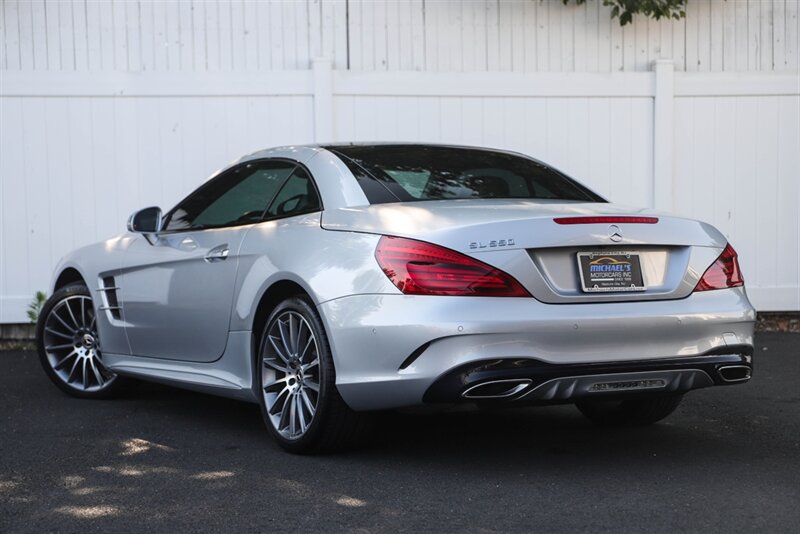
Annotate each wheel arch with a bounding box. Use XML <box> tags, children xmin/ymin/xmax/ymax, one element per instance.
<box><xmin>250</xmin><ymin>279</ymin><xmax>315</xmax><ymax>368</ymax></box>
<box><xmin>53</xmin><ymin>267</ymin><xmax>87</xmax><ymax>292</ymax></box>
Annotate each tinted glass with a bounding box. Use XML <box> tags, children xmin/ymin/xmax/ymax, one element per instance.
<box><xmin>131</xmin><ymin>207</ymin><xmax>161</xmax><ymax>232</ymax></box>
<box><xmin>163</xmin><ymin>161</ymin><xmax>295</xmax><ymax>231</ymax></box>
<box><xmin>265</xmin><ymin>167</ymin><xmax>322</xmax><ymax>218</ymax></box>
<box><xmin>328</xmin><ymin>145</ymin><xmax>605</xmax><ymax>204</ymax></box>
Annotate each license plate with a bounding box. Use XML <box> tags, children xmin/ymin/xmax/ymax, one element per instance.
<box><xmin>577</xmin><ymin>251</ymin><xmax>646</xmax><ymax>293</ymax></box>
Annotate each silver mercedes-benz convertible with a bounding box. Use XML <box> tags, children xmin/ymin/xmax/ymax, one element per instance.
<box><xmin>37</xmin><ymin>144</ymin><xmax>755</xmax><ymax>453</ymax></box>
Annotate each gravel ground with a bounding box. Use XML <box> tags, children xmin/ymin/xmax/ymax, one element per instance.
<box><xmin>1</xmin><ymin>332</ymin><xmax>798</xmax><ymax>533</ymax></box>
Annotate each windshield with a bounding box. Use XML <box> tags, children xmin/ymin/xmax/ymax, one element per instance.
<box><xmin>327</xmin><ymin>145</ymin><xmax>605</xmax><ymax>204</ymax></box>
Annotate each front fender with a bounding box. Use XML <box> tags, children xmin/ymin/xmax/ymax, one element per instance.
<box><xmin>47</xmin><ymin>234</ymin><xmax>135</xmax><ymax>355</ymax></box>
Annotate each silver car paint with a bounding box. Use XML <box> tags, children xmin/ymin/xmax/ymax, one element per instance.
<box><xmin>319</xmin><ymin>199</ymin><xmax>728</xmax><ymax>303</ymax></box>
<box><xmin>118</xmin><ymin>226</ymin><xmax>246</xmax><ymax>362</ymax></box>
<box><xmin>52</xmin><ymin>235</ymin><xmax>136</xmax><ymax>357</ymax></box>
<box><xmin>48</xmin><ymin>145</ymin><xmax>756</xmax><ymax>409</ymax></box>
<box><xmin>229</xmin><ymin>214</ymin><xmax>394</xmax><ymax>330</ymax></box>
<box><xmin>320</xmin><ymin>288</ymin><xmax>754</xmax><ymax>410</ymax></box>
<box><xmin>101</xmin><ymin>331</ymin><xmax>255</xmax><ymax>402</ymax></box>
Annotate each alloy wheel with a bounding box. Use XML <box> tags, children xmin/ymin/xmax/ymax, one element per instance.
<box><xmin>261</xmin><ymin>311</ymin><xmax>321</xmax><ymax>440</ymax></box>
<box><xmin>42</xmin><ymin>295</ymin><xmax>116</xmax><ymax>392</ymax></box>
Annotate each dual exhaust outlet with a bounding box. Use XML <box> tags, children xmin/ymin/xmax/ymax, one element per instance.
<box><xmin>462</xmin><ymin>379</ymin><xmax>531</xmax><ymax>399</ymax></box>
<box><xmin>717</xmin><ymin>365</ymin><xmax>751</xmax><ymax>383</ymax></box>
<box><xmin>462</xmin><ymin>366</ymin><xmax>751</xmax><ymax>400</ymax></box>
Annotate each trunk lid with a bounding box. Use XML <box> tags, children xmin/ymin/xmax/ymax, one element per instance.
<box><xmin>321</xmin><ymin>199</ymin><xmax>727</xmax><ymax>303</ymax></box>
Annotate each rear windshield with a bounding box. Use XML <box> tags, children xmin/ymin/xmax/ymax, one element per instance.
<box><xmin>327</xmin><ymin>145</ymin><xmax>605</xmax><ymax>204</ymax></box>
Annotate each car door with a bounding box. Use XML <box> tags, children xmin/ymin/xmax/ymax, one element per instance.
<box><xmin>117</xmin><ymin>159</ymin><xmax>297</xmax><ymax>362</ymax></box>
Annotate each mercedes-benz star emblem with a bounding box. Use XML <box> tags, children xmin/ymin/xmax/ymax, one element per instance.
<box><xmin>608</xmin><ymin>224</ymin><xmax>623</xmax><ymax>242</ymax></box>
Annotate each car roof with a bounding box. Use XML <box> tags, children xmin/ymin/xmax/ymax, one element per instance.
<box><xmin>243</xmin><ymin>142</ymin><xmax>532</xmax><ymax>161</ymax></box>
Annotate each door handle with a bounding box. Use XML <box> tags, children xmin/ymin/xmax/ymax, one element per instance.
<box><xmin>205</xmin><ymin>245</ymin><xmax>230</xmax><ymax>263</ymax></box>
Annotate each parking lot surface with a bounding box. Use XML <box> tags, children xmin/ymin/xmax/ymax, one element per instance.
<box><xmin>1</xmin><ymin>333</ymin><xmax>798</xmax><ymax>533</ymax></box>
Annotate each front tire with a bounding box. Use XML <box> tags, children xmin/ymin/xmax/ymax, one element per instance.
<box><xmin>36</xmin><ymin>283</ymin><xmax>127</xmax><ymax>398</ymax></box>
<box><xmin>575</xmin><ymin>393</ymin><xmax>684</xmax><ymax>426</ymax></box>
<box><xmin>257</xmin><ymin>296</ymin><xmax>371</xmax><ymax>454</ymax></box>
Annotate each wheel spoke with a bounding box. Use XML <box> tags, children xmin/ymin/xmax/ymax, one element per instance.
<box><xmin>303</xmin><ymin>380</ymin><xmax>320</xmax><ymax>393</ymax></box>
<box><xmin>263</xmin><ymin>375</ymin><xmax>290</xmax><ymax>391</ymax></box>
<box><xmin>89</xmin><ymin>358</ymin><xmax>104</xmax><ymax>387</ymax></box>
<box><xmin>299</xmin><ymin>335</ymin><xmax>315</xmax><ymax>362</ymax></box>
<box><xmin>67</xmin><ymin>357</ymin><xmax>81</xmax><ymax>383</ymax></box>
<box><xmin>45</xmin><ymin>326</ymin><xmax>72</xmax><ymax>340</ymax></box>
<box><xmin>94</xmin><ymin>357</ymin><xmax>112</xmax><ymax>377</ymax></box>
<box><xmin>288</xmin><ymin>394</ymin><xmax>297</xmax><ymax>436</ymax></box>
<box><xmin>301</xmin><ymin>358</ymin><xmax>319</xmax><ymax>372</ymax></box>
<box><xmin>268</xmin><ymin>335</ymin><xmax>290</xmax><ymax>363</ymax></box>
<box><xmin>277</xmin><ymin>394</ymin><xmax>292</xmax><ymax>429</ymax></box>
<box><xmin>50</xmin><ymin>308</ymin><xmax>76</xmax><ymax>335</ymax></box>
<box><xmin>54</xmin><ymin>349</ymin><xmax>79</xmax><ymax>370</ymax></box>
<box><xmin>81</xmin><ymin>359</ymin><xmax>89</xmax><ymax>389</ymax></box>
<box><xmin>263</xmin><ymin>357</ymin><xmax>289</xmax><ymax>373</ymax></box>
<box><xmin>46</xmin><ymin>343</ymin><xmax>74</xmax><ymax>351</ymax></box>
<box><xmin>300</xmin><ymin>389</ymin><xmax>316</xmax><ymax>417</ymax></box>
<box><xmin>269</xmin><ymin>386</ymin><xmax>291</xmax><ymax>416</ymax></box>
<box><xmin>277</xmin><ymin>319</ymin><xmax>293</xmax><ymax>357</ymax></box>
<box><xmin>64</xmin><ymin>299</ymin><xmax>80</xmax><ymax>329</ymax></box>
<box><xmin>295</xmin><ymin>395</ymin><xmax>307</xmax><ymax>434</ymax></box>
<box><xmin>296</xmin><ymin>320</ymin><xmax>308</xmax><ymax>353</ymax></box>
<box><xmin>288</xmin><ymin>314</ymin><xmax>297</xmax><ymax>354</ymax></box>
<box><xmin>80</xmin><ymin>297</ymin><xmax>86</xmax><ymax>328</ymax></box>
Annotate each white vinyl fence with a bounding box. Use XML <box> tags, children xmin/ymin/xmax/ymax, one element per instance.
<box><xmin>1</xmin><ymin>0</ymin><xmax>799</xmax><ymax>321</ymax></box>
<box><xmin>2</xmin><ymin>61</ymin><xmax>798</xmax><ymax>320</ymax></box>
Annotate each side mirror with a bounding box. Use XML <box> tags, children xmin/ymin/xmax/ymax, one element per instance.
<box><xmin>127</xmin><ymin>207</ymin><xmax>162</xmax><ymax>233</ymax></box>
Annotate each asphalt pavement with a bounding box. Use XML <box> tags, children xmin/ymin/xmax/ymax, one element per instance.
<box><xmin>1</xmin><ymin>333</ymin><xmax>798</xmax><ymax>533</ymax></box>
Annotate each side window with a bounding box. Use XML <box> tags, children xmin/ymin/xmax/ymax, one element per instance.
<box><xmin>163</xmin><ymin>161</ymin><xmax>295</xmax><ymax>231</ymax></box>
<box><xmin>384</xmin><ymin>170</ymin><xmax>430</xmax><ymax>198</ymax></box>
<box><xmin>265</xmin><ymin>167</ymin><xmax>321</xmax><ymax>219</ymax></box>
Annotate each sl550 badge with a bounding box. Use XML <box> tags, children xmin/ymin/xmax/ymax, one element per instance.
<box><xmin>469</xmin><ymin>239</ymin><xmax>515</xmax><ymax>250</ymax></box>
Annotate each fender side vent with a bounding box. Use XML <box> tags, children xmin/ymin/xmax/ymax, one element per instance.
<box><xmin>98</xmin><ymin>277</ymin><xmax>122</xmax><ymax>320</ymax></box>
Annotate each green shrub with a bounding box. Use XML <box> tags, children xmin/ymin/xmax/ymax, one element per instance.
<box><xmin>27</xmin><ymin>291</ymin><xmax>47</xmax><ymax>324</ymax></box>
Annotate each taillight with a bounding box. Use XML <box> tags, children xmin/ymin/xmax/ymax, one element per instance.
<box><xmin>694</xmin><ymin>244</ymin><xmax>744</xmax><ymax>292</ymax></box>
<box><xmin>375</xmin><ymin>236</ymin><xmax>531</xmax><ymax>297</ymax></box>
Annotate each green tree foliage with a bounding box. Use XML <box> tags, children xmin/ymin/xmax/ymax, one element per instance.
<box><xmin>562</xmin><ymin>0</ymin><xmax>687</xmax><ymax>26</ymax></box>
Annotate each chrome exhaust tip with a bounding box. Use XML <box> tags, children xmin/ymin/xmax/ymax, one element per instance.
<box><xmin>718</xmin><ymin>365</ymin><xmax>752</xmax><ymax>383</ymax></box>
<box><xmin>462</xmin><ymin>379</ymin><xmax>531</xmax><ymax>399</ymax></box>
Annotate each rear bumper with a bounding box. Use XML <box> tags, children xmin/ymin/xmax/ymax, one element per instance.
<box><xmin>423</xmin><ymin>350</ymin><xmax>752</xmax><ymax>405</ymax></box>
<box><xmin>318</xmin><ymin>287</ymin><xmax>755</xmax><ymax>411</ymax></box>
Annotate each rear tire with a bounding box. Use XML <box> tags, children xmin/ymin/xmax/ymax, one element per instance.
<box><xmin>575</xmin><ymin>393</ymin><xmax>684</xmax><ymax>426</ymax></box>
<box><xmin>257</xmin><ymin>296</ymin><xmax>372</xmax><ymax>454</ymax></box>
<box><xmin>36</xmin><ymin>283</ymin><xmax>129</xmax><ymax>399</ymax></box>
